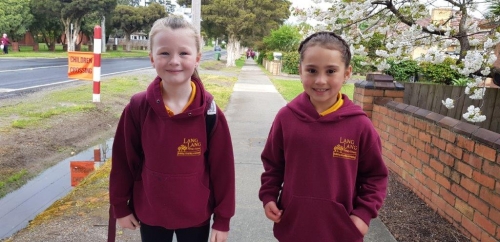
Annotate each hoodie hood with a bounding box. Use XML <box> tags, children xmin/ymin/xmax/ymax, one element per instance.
<box><xmin>287</xmin><ymin>92</ymin><xmax>366</xmax><ymax>123</ymax></box>
<box><xmin>145</xmin><ymin>76</ymin><xmax>214</xmax><ymax>118</ymax></box>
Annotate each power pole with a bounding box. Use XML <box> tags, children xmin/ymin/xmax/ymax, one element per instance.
<box><xmin>101</xmin><ymin>16</ymin><xmax>106</xmax><ymax>53</ymax></box>
<box><xmin>192</xmin><ymin>0</ymin><xmax>201</xmax><ymax>35</ymax></box>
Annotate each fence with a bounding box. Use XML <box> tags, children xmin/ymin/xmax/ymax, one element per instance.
<box><xmin>354</xmin><ymin>80</ymin><xmax>500</xmax><ymax>242</ymax></box>
<box><xmin>262</xmin><ymin>59</ymin><xmax>282</xmax><ymax>75</ymax></box>
<box><xmin>404</xmin><ymin>83</ymin><xmax>500</xmax><ymax>133</ymax></box>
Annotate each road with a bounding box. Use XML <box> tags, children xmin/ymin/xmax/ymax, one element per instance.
<box><xmin>0</xmin><ymin>50</ymin><xmax>224</xmax><ymax>93</ymax></box>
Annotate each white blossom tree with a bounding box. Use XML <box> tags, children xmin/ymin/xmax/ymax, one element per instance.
<box><xmin>294</xmin><ymin>0</ymin><xmax>500</xmax><ymax>122</ymax></box>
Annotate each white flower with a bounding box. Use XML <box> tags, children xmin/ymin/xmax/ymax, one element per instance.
<box><xmin>427</xmin><ymin>24</ymin><xmax>435</xmax><ymax>32</ymax></box>
<box><xmin>480</xmin><ymin>67</ymin><xmax>490</xmax><ymax>76</ymax></box>
<box><xmin>470</xmin><ymin>39</ymin><xmax>480</xmax><ymax>46</ymax></box>
<box><xmin>487</xmin><ymin>54</ymin><xmax>497</xmax><ymax>65</ymax></box>
<box><xmin>484</xmin><ymin>38</ymin><xmax>494</xmax><ymax>49</ymax></box>
<box><xmin>463</xmin><ymin>105</ymin><xmax>486</xmax><ymax>123</ymax></box>
<box><xmin>375</xmin><ymin>50</ymin><xmax>389</xmax><ymax>58</ymax></box>
<box><xmin>442</xmin><ymin>98</ymin><xmax>455</xmax><ymax>109</ymax></box>
<box><xmin>375</xmin><ymin>59</ymin><xmax>391</xmax><ymax>71</ymax></box>
<box><xmin>469</xmin><ymin>87</ymin><xmax>486</xmax><ymax>100</ymax></box>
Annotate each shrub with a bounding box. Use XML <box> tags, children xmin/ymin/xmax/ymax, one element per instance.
<box><xmin>385</xmin><ymin>59</ymin><xmax>420</xmax><ymax>82</ymax></box>
<box><xmin>419</xmin><ymin>57</ymin><xmax>464</xmax><ymax>84</ymax></box>
<box><xmin>451</xmin><ymin>77</ymin><xmax>470</xmax><ymax>86</ymax></box>
<box><xmin>351</xmin><ymin>55</ymin><xmax>376</xmax><ymax>75</ymax></box>
<box><xmin>282</xmin><ymin>51</ymin><xmax>300</xmax><ymax>75</ymax></box>
<box><xmin>257</xmin><ymin>50</ymin><xmax>267</xmax><ymax>65</ymax></box>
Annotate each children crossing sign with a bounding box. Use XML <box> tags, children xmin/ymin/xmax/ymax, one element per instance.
<box><xmin>68</xmin><ymin>52</ymin><xmax>94</xmax><ymax>80</ymax></box>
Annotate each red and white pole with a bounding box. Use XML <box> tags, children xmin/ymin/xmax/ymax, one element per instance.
<box><xmin>93</xmin><ymin>25</ymin><xmax>102</xmax><ymax>102</ymax></box>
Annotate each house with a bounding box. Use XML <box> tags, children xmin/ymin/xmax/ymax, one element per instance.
<box><xmin>410</xmin><ymin>7</ymin><xmax>488</xmax><ymax>59</ymax></box>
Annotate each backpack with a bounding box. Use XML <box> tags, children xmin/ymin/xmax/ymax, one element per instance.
<box><xmin>107</xmin><ymin>92</ymin><xmax>217</xmax><ymax>242</ymax></box>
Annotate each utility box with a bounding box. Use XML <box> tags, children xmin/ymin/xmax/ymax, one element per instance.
<box><xmin>273</xmin><ymin>52</ymin><xmax>282</xmax><ymax>61</ymax></box>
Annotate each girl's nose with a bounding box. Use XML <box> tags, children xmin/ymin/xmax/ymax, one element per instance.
<box><xmin>169</xmin><ymin>55</ymin><xmax>180</xmax><ymax>65</ymax></box>
<box><xmin>315</xmin><ymin>74</ymin><xmax>327</xmax><ymax>84</ymax></box>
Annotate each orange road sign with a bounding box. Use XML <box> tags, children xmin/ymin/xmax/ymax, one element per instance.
<box><xmin>68</xmin><ymin>52</ymin><xmax>94</xmax><ymax>80</ymax></box>
<box><xmin>70</xmin><ymin>161</ymin><xmax>95</xmax><ymax>187</ymax></box>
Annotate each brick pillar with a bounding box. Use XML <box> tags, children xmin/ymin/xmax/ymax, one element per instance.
<box><xmin>353</xmin><ymin>73</ymin><xmax>404</xmax><ymax>118</ymax></box>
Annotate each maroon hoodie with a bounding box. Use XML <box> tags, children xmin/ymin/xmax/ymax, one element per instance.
<box><xmin>259</xmin><ymin>93</ymin><xmax>388</xmax><ymax>242</ymax></box>
<box><xmin>110</xmin><ymin>76</ymin><xmax>235</xmax><ymax>231</ymax></box>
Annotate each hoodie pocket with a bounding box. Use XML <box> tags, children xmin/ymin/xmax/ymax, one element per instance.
<box><xmin>141</xmin><ymin>167</ymin><xmax>210</xmax><ymax>227</ymax></box>
<box><xmin>274</xmin><ymin>196</ymin><xmax>363</xmax><ymax>242</ymax></box>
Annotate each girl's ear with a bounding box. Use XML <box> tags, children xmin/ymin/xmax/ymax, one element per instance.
<box><xmin>345</xmin><ymin>65</ymin><xmax>353</xmax><ymax>80</ymax></box>
<box><xmin>149</xmin><ymin>52</ymin><xmax>155</xmax><ymax>67</ymax></box>
<box><xmin>298</xmin><ymin>63</ymin><xmax>302</xmax><ymax>75</ymax></box>
<box><xmin>196</xmin><ymin>52</ymin><xmax>201</xmax><ymax>65</ymax></box>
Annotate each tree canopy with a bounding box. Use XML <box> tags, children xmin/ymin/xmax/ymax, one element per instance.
<box><xmin>30</xmin><ymin>0</ymin><xmax>116</xmax><ymax>51</ymax></box>
<box><xmin>111</xmin><ymin>3</ymin><xmax>168</xmax><ymax>51</ymax></box>
<box><xmin>0</xmin><ymin>0</ymin><xmax>33</xmax><ymax>41</ymax></box>
<box><xmin>263</xmin><ymin>24</ymin><xmax>301</xmax><ymax>52</ymax></box>
<box><xmin>200</xmin><ymin>0</ymin><xmax>292</xmax><ymax>66</ymax></box>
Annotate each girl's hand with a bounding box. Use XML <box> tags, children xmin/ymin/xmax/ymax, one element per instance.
<box><xmin>264</xmin><ymin>201</ymin><xmax>283</xmax><ymax>223</ymax></box>
<box><xmin>117</xmin><ymin>214</ymin><xmax>140</xmax><ymax>230</ymax></box>
<box><xmin>349</xmin><ymin>215</ymin><xmax>369</xmax><ymax>235</ymax></box>
<box><xmin>210</xmin><ymin>229</ymin><xmax>228</xmax><ymax>242</ymax></box>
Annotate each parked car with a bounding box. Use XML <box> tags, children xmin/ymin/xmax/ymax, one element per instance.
<box><xmin>214</xmin><ymin>45</ymin><xmax>221</xmax><ymax>51</ymax></box>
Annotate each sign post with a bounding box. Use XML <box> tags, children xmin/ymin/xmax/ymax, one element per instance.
<box><xmin>93</xmin><ymin>25</ymin><xmax>102</xmax><ymax>103</ymax></box>
<box><xmin>67</xmin><ymin>25</ymin><xmax>102</xmax><ymax>102</ymax></box>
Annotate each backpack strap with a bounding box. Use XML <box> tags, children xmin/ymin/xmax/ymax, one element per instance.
<box><xmin>205</xmin><ymin>99</ymin><xmax>217</xmax><ymax>140</ymax></box>
<box><xmin>107</xmin><ymin>207</ymin><xmax>115</xmax><ymax>242</ymax></box>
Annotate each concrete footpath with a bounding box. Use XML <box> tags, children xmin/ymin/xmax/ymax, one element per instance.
<box><xmin>225</xmin><ymin>58</ymin><xmax>397</xmax><ymax>242</ymax></box>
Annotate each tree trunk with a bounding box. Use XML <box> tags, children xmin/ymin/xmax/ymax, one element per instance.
<box><xmin>62</xmin><ymin>18</ymin><xmax>81</xmax><ymax>52</ymax></box>
<box><xmin>49</xmin><ymin>42</ymin><xmax>56</xmax><ymax>51</ymax></box>
<box><xmin>235</xmin><ymin>40</ymin><xmax>241</xmax><ymax>60</ymax></box>
<box><xmin>226</xmin><ymin>35</ymin><xmax>238</xmax><ymax>67</ymax></box>
<box><xmin>12</xmin><ymin>42</ymin><xmax>20</xmax><ymax>52</ymax></box>
<box><xmin>125</xmin><ymin>33</ymin><xmax>132</xmax><ymax>52</ymax></box>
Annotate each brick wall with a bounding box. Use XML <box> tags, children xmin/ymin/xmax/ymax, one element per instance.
<box><xmin>355</xmin><ymin>82</ymin><xmax>500</xmax><ymax>242</ymax></box>
<box><xmin>353</xmin><ymin>80</ymin><xmax>404</xmax><ymax>118</ymax></box>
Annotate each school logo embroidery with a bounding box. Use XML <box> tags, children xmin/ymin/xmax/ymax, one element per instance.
<box><xmin>333</xmin><ymin>137</ymin><xmax>358</xmax><ymax>160</ymax></box>
<box><xmin>177</xmin><ymin>138</ymin><xmax>202</xmax><ymax>156</ymax></box>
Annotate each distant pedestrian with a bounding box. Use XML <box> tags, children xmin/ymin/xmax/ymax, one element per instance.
<box><xmin>1</xmin><ymin>33</ymin><xmax>10</xmax><ymax>54</ymax></box>
<box><xmin>109</xmin><ymin>16</ymin><xmax>235</xmax><ymax>242</ymax></box>
<box><xmin>259</xmin><ymin>31</ymin><xmax>388</xmax><ymax>242</ymax></box>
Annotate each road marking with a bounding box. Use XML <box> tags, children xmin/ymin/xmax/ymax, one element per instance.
<box><xmin>0</xmin><ymin>80</ymin><xmax>76</xmax><ymax>92</ymax></box>
<box><xmin>0</xmin><ymin>67</ymin><xmax>152</xmax><ymax>93</ymax></box>
<box><xmin>0</xmin><ymin>65</ymin><xmax>68</xmax><ymax>73</ymax></box>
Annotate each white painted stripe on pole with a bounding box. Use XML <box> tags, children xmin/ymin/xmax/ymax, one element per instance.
<box><xmin>94</xmin><ymin>40</ymin><xmax>102</xmax><ymax>55</ymax></box>
<box><xmin>93</xmin><ymin>66</ymin><xmax>101</xmax><ymax>82</ymax></box>
<box><xmin>93</xmin><ymin>93</ymin><xmax>100</xmax><ymax>102</ymax></box>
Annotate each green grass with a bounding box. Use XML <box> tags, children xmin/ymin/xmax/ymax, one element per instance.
<box><xmin>0</xmin><ymin>76</ymin><xmax>149</xmax><ymax>131</ymax></box>
<box><xmin>3</xmin><ymin>43</ymin><xmax>150</xmax><ymax>58</ymax></box>
<box><xmin>0</xmin><ymin>170</ymin><xmax>28</xmax><ymax>198</ymax></box>
<box><xmin>271</xmin><ymin>79</ymin><xmax>355</xmax><ymax>102</ymax></box>
<box><xmin>200</xmin><ymin>74</ymin><xmax>238</xmax><ymax>110</ymax></box>
<box><xmin>7</xmin><ymin>169</ymin><xmax>27</xmax><ymax>183</ymax></box>
<box><xmin>271</xmin><ymin>79</ymin><xmax>304</xmax><ymax>102</ymax></box>
<box><xmin>5</xmin><ymin>43</ymin><xmax>225</xmax><ymax>59</ymax></box>
<box><xmin>235</xmin><ymin>57</ymin><xmax>245</xmax><ymax>68</ymax></box>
